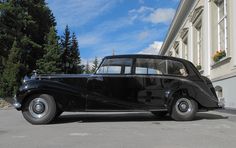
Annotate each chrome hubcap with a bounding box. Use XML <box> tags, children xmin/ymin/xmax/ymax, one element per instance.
<box><xmin>178</xmin><ymin>101</ymin><xmax>189</xmax><ymax>112</ymax></box>
<box><xmin>175</xmin><ymin>98</ymin><xmax>192</xmax><ymax>115</ymax></box>
<box><xmin>33</xmin><ymin>103</ymin><xmax>45</xmax><ymax>114</ymax></box>
<box><xmin>29</xmin><ymin>98</ymin><xmax>48</xmax><ymax>119</ymax></box>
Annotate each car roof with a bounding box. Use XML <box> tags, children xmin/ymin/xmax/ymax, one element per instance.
<box><xmin>104</xmin><ymin>54</ymin><xmax>190</xmax><ymax>63</ymax></box>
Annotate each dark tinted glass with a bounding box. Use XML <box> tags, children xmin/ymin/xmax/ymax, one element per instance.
<box><xmin>167</xmin><ymin>60</ymin><xmax>188</xmax><ymax>76</ymax></box>
<box><xmin>135</xmin><ymin>58</ymin><xmax>167</xmax><ymax>75</ymax></box>
<box><xmin>96</xmin><ymin>58</ymin><xmax>132</xmax><ymax>74</ymax></box>
<box><xmin>135</xmin><ymin>58</ymin><xmax>188</xmax><ymax>76</ymax></box>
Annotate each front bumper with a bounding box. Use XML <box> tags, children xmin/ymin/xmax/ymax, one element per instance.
<box><xmin>12</xmin><ymin>95</ymin><xmax>21</xmax><ymax>110</ymax></box>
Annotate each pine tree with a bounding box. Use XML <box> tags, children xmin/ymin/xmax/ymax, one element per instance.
<box><xmin>70</xmin><ymin>32</ymin><xmax>82</xmax><ymax>74</ymax></box>
<box><xmin>91</xmin><ymin>57</ymin><xmax>99</xmax><ymax>73</ymax></box>
<box><xmin>60</xmin><ymin>26</ymin><xmax>82</xmax><ymax>74</ymax></box>
<box><xmin>0</xmin><ymin>41</ymin><xmax>22</xmax><ymax>97</ymax></box>
<box><xmin>85</xmin><ymin>61</ymin><xmax>90</xmax><ymax>74</ymax></box>
<box><xmin>36</xmin><ymin>26</ymin><xmax>62</xmax><ymax>74</ymax></box>
<box><xmin>61</xmin><ymin>25</ymin><xmax>71</xmax><ymax>74</ymax></box>
<box><xmin>0</xmin><ymin>0</ymin><xmax>56</xmax><ymax>73</ymax></box>
<box><xmin>0</xmin><ymin>0</ymin><xmax>56</xmax><ymax>97</ymax></box>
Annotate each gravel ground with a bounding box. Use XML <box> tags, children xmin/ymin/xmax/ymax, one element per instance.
<box><xmin>0</xmin><ymin>109</ymin><xmax>236</xmax><ymax>148</ymax></box>
<box><xmin>0</xmin><ymin>99</ymin><xmax>11</xmax><ymax>109</ymax></box>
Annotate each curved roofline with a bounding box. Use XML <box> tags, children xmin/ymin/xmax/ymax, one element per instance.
<box><xmin>103</xmin><ymin>54</ymin><xmax>191</xmax><ymax>63</ymax></box>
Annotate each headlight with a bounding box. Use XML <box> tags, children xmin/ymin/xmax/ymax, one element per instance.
<box><xmin>22</xmin><ymin>75</ymin><xmax>31</xmax><ymax>84</ymax></box>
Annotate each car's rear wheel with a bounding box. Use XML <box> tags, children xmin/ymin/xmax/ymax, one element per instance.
<box><xmin>171</xmin><ymin>97</ymin><xmax>198</xmax><ymax>121</ymax></box>
<box><xmin>22</xmin><ymin>94</ymin><xmax>57</xmax><ymax>125</ymax></box>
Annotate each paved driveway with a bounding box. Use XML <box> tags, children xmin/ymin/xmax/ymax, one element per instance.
<box><xmin>0</xmin><ymin>109</ymin><xmax>236</xmax><ymax>148</ymax></box>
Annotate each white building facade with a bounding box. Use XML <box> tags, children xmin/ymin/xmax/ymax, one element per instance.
<box><xmin>159</xmin><ymin>0</ymin><xmax>236</xmax><ymax>109</ymax></box>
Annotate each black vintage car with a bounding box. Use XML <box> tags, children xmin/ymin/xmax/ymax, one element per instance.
<box><xmin>13</xmin><ymin>55</ymin><xmax>222</xmax><ymax>124</ymax></box>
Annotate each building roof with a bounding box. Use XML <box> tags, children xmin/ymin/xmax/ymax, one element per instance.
<box><xmin>159</xmin><ymin>0</ymin><xmax>195</xmax><ymax>55</ymax></box>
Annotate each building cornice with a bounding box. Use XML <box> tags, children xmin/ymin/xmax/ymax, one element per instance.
<box><xmin>159</xmin><ymin>0</ymin><xmax>196</xmax><ymax>55</ymax></box>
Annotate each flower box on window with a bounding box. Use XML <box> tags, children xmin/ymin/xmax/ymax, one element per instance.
<box><xmin>212</xmin><ymin>50</ymin><xmax>226</xmax><ymax>63</ymax></box>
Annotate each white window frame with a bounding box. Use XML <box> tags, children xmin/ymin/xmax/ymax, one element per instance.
<box><xmin>173</xmin><ymin>42</ymin><xmax>179</xmax><ymax>57</ymax></box>
<box><xmin>217</xmin><ymin>0</ymin><xmax>227</xmax><ymax>54</ymax></box>
<box><xmin>168</xmin><ymin>50</ymin><xmax>173</xmax><ymax>57</ymax></box>
<box><xmin>180</xmin><ymin>28</ymin><xmax>188</xmax><ymax>60</ymax></box>
<box><xmin>196</xmin><ymin>22</ymin><xmax>202</xmax><ymax>66</ymax></box>
<box><xmin>191</xmin><ymin>6</ymin><xmax>203</xmax><ymax>68</ymax></box>
<box><xmin>182</xmin><ymin>35</ymin><xmax>188</xmax><ymax>60</ymax></box>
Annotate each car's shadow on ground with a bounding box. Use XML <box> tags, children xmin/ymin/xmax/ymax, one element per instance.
<box><xmin>195</xmin><ymin>112</ymin><xmax>228</xmax><ymax>120</ymax></box>
<box><xmin>52</xmin><ymin>112</ymin><xmax>228</xmax><ymax>124</ymax></box>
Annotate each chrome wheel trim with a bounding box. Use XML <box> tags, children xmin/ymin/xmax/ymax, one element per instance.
<box><xmin>175</xmin><ymin>98</ymin><xmax>193</xmax><ymax>116</ymax></box>
<box><xmin>29</xmin><ymin>98</ymin><xmax>49</xmax><ymax>119</ymax></box>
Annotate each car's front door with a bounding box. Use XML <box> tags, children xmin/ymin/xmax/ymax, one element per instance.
<box><xmin>86</xmin><ymin>58</ymin><xmax>145</xmax><ymax>110</ymax></box>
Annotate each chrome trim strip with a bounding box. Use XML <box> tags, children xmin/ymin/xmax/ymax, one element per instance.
<box><xmin>86</xmin><ymin>109</ymin><xmax>168</xmax><ymax>112</ymax></box>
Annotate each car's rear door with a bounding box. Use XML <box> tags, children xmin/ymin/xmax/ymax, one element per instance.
<box><xmin>134</xmin><ymin>58</ymin><xmax>191</xmax><ymax>110</ymax></box>
<box><xmin>134</xmin><ymin>58</ymin><xmax>167</xmax><ymax>110</ymax></box>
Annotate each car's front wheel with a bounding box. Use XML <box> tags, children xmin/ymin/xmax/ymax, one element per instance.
<box><xmin>171</xmin><ymin>97</ymin><xmax>198</xmax><ymax>121</ymax></box>
<box><xmin>22</xmin><ymin>94</ymin><xmax>57</xmax><ymax>125</ymax></box>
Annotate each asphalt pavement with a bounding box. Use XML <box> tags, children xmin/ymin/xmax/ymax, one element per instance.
<box><xmin>1</xmin><ymin>109</ymin><xmax>236</xmax><ymax>148</ymax></box>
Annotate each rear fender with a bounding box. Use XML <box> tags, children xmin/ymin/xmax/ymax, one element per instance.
<box><xmin>165</xmin><ymin>79</ymin><xmax>219</xmax><ymax>110</ymax></box>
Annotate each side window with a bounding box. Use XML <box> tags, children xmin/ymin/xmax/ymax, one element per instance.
<box><xmin>135</xmin><ymin>58</ymin><xmax>167</xmax><ymax>75</ymax></box>
<box><xmin>167</xmin><ymin>60</ymin><xmax>188</xmax><ymax>76</ymax></box>
<box><xmin>96</xmin><ymin>58</ymin><xmax>132</xmax><ymax>74</ymax></box>
<box><xmin>135</xmin><ymin>58</ymin><xmax>188</xmax><ymax>76</ymax></box>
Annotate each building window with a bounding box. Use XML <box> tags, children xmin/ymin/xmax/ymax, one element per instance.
<box><xmin>191</xmin><ymin>6</ymin><xmax>203</xmax><ymax>69</ymax></box>
<box><xmin>215</xmin><ymin>86</ymin><xmax>223</xmax><ymax>98</ymax></box>
<box><xmin>175</xmin><ymin>45</ymin><xmax>179</xmax><ymax>57</ymax></box>
<box><xmin>196</xmin><ymin>22</ymin><xmax>202</xmax><ymax>67</ymax></box>
<box><xmin>182</xmin><ymin>36</ymin><xmax>188</xmax><ymax>60</ymax></box>
<box><xmin>217</xmin><ymin>0</ymin><xmax>227</xmax><ymax>54</ymax></box>
<box><xmin>180</xmin><ymin>28</ymin><xmax>188</xmax><ymax>60</ymax></box>
<box><xmin>173</xmin><ymin>42</ymin><xmax>179</xmax><ymax>57</ymax></box>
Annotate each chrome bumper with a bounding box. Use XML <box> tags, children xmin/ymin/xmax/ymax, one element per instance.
<box><xmin>12</xmin><ymin>95</ymin><xmax>21</xmax><ymax>109</ymax></box>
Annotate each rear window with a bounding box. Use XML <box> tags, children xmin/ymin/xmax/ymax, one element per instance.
<box><xmin>135</xmin><ymin>58</ymin><xmax>188</xmax><ymax>76</ymax></box>
<box><xmin>96</xmin><ymin>58</ymin><xmax>132</xmax><ymax>74</ymax></box>
<box><xmin>167</xmin><ymin>60</ymin><xmax>188</xmax><ymax>76</ymax></box>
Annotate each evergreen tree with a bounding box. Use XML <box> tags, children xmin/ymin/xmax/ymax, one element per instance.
<box><xmin>0</xmin><ymin>41</ymin><xmax>22</xmax><ymax>97</ymax></box>
<box><xmin>0</xmin><ymin>0</ymin><xmax>56</xmax><ymax>73</ymax></box>
<box><xmin>36</xmin><ymin>26</ymin><xmax>61</xmax><ymax>74</ymax></box>
<box><xmin>91</xmin><ymin>57</ymin><xmax>99</xmax><ymax>73</ymax></box>
<box><xmin>80</xmin><ymin>64</ymin><xmax>85</xmax><ymax>74</ymax></box>
<box><xmin>0</xmin><ymin>0</ymin><xmax>56</xmax><ymax>97</ymax></box>
<box><xmin>61</xmin><ymin>26</ymin><xmax>82</xmax><ymax>74</ymax></box>
<box><xmin>85</xmin><ymin>61</ymin><xmax>90</xmax><ymax>74</ymax></box>
<box><xmin>60</xmin><ymin>25</ymin><xmax>71</xmax><ymax>74</ymax></box>
<box><xmin>70</xmin><ymin>32</ymin><xmax>82</xmax><ymax>74</ymax></box>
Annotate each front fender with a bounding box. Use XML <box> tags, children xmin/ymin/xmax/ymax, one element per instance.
<box><xmin>16</xmin><ymin>80</ymin><xmax>86</xmax><ymax>110</ymax></box>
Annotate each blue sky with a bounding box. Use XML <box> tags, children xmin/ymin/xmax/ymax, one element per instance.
<box><xmin>46</xmin><ymin>0</ymin><xmax>180</xmax><ymax>63</ymax></box>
